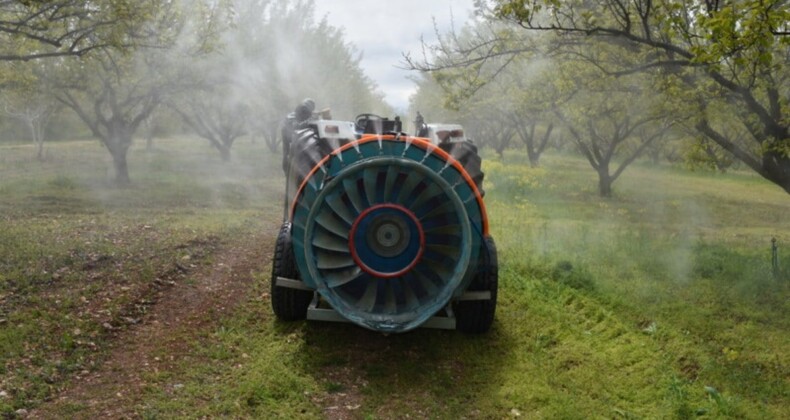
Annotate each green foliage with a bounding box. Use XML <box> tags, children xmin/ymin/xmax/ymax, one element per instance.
<box><xmin>0</xmin><ymin>1</ymin><xmax>179</xmax><ymax>62</ymax></box>
<box><xmin>426</xmin><ymin>0</ymin><xmax>790</xmax><ymax>193</ymax></box>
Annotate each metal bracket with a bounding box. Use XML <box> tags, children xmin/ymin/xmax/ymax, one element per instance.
<box><xmin>457</xmin><ymin>290</ymin><xmax>491</xmax><ymax>301</ymax></box>
<box><xmin>275</xmin><ymin>276</ymin><xmax>313</xmax><ymax>291</ymax></box>
<box><xmin>276</xmin><ymin>277</ymin><xmax>491</xmax><ymax>331</ymax></box>
<box><xmin>305</xmin><ymin>295</ymin><xmax>458</xmax><ymax>330</ymax></box>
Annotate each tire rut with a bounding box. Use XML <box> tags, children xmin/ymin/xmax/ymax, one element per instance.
<box><xmin>28</xmin><ymin>230</ymin><xmax>274</xmax><ymax>419</ymax></box>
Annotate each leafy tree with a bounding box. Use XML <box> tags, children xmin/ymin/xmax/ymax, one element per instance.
<box><xmin>141</xmin><ymin>111</ymin><xmax>162</xmax><ymax>151</ymax></box>
<box><xmin>171</xmin><ymin>74</ymin><xmax>249</xmax><ymax>162</ymax></box>
<box><xmin>557</xmin><ymin>95</ymin><xmax>677</xmax><ymax>197</ymax></box>
<box><xmin>545</xmin><ymin>42</ymin><xmax>683</xmax><ymax>196</ymax></box>
<box><xmin>55</xmin><ymin>52</ymin><xmax>164</xmax><ymax>184</ymax></box>
<box><xmin>408</xmin><ymin>19</ymin><xmax>564</xmax><ymax>163</ymax></box>
<box><xmin>193</xmin><ymin>0</ymin><xmax>390</xmax><ymax>158</ymax></box>
<box><xmin>499</xmin><ymin>60</ymin><xmax>558</xmax><ymax>166</ymax></box>
<box><xmin>51</xmin><ymin>0</ymin><xmax>215</xmax><ymax>184</ymax></box>
<box><xmin>685</xmin><ymin>137</ymin><xmax>736</xmax><ymax>173</ymax></box>
<box><xmin>167</xmin><ymin>0</ymin><xmax>259</xmax><ymax>160</ymax></box>
<box><xmin>410</xmin><ymin>69</ymin><xmax>517</xmax><ymax>158</ymax></box>
<box><xmin>408</xmin><ymin>72</ymin><xmax>464</xmax><ymax>128</ymax></box>
<box><xmin>486</xmin><ymin>0</ymin><xmax>790</xmax><ymax>193</ymax></box>
<box><xmin>467</xmin><ymin>104</ymin><xmax>516</xmax><ymax>158</ymax></box>
<box><xmin>0</xmin><ymin>0</ymin><xmax>169</xmax><ymax>61</ymax></box>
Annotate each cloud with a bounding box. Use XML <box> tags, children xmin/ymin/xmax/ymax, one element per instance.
<box><xmin>313</xmin><ymin>0</ymin><xmax>475</xmax><ymax>113</ymax></box>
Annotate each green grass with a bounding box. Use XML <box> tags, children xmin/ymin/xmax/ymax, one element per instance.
<box><xmin>0</xmin><ymin>137</ymin><xmax>283</xmax><ymax>416</ymax></box>
<box><xmin>481</xmin><ymin>151</ymin><xmax>789</xmax><ymax>418</ymax></box>
<box><xmin>1</xmin><ymin>141</ymin><xmax>788</xmax><ymax>418</ymax></box>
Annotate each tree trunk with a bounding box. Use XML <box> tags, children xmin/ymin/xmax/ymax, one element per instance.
<box><xmin>649</xmin><ymin>147</ymin><xmax>660</xmax><ymax>165</ymax></box>
<box><xmin>112</xmin><ymin>151</ymin><xmax>130</xmax><ymax>185</ymax></box>
<box><xmin>36</xmin><ymin>139</ymin><xmax>44</xmax><ymax>161</ymax></box>
<box><xmin>597</xmin><ymin>164</ymin><xmax>613</xmax><ymax>197</ymax></box>
<box><xmin>527</xmin><ymin>147</ymin><xmax>540</xmax><ymax>168</ymax></box>
<box><xmin>27</xmin><ymin>120</ymin><xmax>45</xmax><ymax>162</ymax></box>
<box><xmin>143</xmin><ymin>116</ymin><xmax>155</xmax><ymax>152</ymax></box>
<box><xmin>528</xmin><ymin>123</ymin><xmax>553</xmax><ymax>168</ymax></box>
<box><xmin>764</xmin><ymin>151</ymin><xmax>790</xmax><ymax>195</ymax></box>
<box><xmin>697</xmin><ymin>119</ymin><xmax>790</xmax><ymax>195</ymax></box>
<box><xmin>218</xmin><ymin>144</ymin><xmax>231</xmax><ymax>162</ymax></box>
<box><xmin>105</xmin><ymin>126</ymin><xmax>132</xmax><ymax>185</ymax></box>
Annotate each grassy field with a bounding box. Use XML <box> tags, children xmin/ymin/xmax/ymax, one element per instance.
<box><xmin>0</xmin><ymin>138</ymin><xmax>284</xmax><ymax>417</ymax></box>
<box><xmin>0</xmin><ymin>138</ymin><xmax>788</xmax><ymax>418</ymax></box>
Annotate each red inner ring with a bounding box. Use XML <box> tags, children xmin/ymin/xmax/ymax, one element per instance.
<box><xmin>348</xmin><ymin>203</ymin><xmax>425</xmax><ymax>279</ymax></box>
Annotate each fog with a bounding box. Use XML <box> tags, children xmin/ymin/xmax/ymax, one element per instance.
<box><xmin>1</xmin><ymin>1</ymin><xmax>789</xmax><ymax>417</ymax></box>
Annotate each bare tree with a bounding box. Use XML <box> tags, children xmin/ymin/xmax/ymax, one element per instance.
<box><xmin>1</xmin><ymin>91</ymin><xmax>58</xmax><ymax>160</ymax></box>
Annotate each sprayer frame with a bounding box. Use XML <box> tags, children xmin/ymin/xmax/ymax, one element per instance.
<box><xmin>274</xmin><ymin>275</ymin><xmax>491</xmax><ymax>329</ymax></box>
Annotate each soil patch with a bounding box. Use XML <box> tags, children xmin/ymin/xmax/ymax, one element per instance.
<box><xmin>29</xmin><ymin>230</ymin><xmax>274</xmax><ymax>419</ymax></box>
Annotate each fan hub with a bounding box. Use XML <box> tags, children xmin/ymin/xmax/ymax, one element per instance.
<box><xmin>349</xmin><ymin>204</ymin><xmax>424</xmax><ymax>278</ymax></box>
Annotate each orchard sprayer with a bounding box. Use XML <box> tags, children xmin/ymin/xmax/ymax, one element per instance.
<box><xmin>271</xmin><ymin>107</ymin><xmax>498</xmax><ymax>334</ymax></box>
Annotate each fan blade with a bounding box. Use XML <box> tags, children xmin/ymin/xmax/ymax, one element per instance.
<box><xmin>325</xmin><ymin>266</ymin><xmax>364</xmax><ymax>288</ymax></box>
<box><xmin>316</xmin><ymin>251</ymin><xmax>355</xmax><ymax>270</ymax></box>
<box><xmin>315</xmin><ymin>211</ymin><xmax>349</xmax><ymax>239</ymax></box>
<box><xmin>312</xmin><ymin>229</ymin><xmax>349</xmax><ymax>252</ymax></box>
<box><xmin>326</xmin><ymin>194</ymin><xmax>355</xmax><ymax>226</ymax></box>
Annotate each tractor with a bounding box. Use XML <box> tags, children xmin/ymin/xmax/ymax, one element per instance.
<box><xmin>270</xmin><ymin>103</ymin><xmax>497</xmax><ymax>333</ymax></box>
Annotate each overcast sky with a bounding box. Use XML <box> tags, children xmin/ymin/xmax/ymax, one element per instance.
<box><xmin>313</xmin><ymin>0</ymin><xmax>476</xmax><ymax>113</ymax></box>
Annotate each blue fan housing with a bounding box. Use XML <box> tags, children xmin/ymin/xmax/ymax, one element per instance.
<box><xmin>290</xmin><ymin>136</ymin><xmax>485</xmax><ymax>332</ymax></box>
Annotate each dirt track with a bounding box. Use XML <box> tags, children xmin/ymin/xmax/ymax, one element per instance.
<box><xmin>29</xmin><ymin>231</ymin><xmax>273</xmax><ymax>419</ymax></box>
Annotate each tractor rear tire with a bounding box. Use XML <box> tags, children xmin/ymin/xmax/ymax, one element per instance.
<box><xmin>454</xmin><ymin>235</ymin><xmax>498</xmax><ymax>333</ymax></box>
<box><xmin>439</xmin><ymin>140</ymin><xmax>485</xmax><ymax>197</ymax></box>
<box><xmin>271</xmin><ymin>222</ymin><xmax>313</xmax><ymax>321</ymax></box>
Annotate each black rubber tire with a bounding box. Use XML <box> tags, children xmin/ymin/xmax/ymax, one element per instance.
<box><xmin>288</xmin><ymin>127</ymin><xmax>335</xmax><ymax>188</ymax></box>
<box><xmin>454</xmin><ymin>235</ymin><xmax>498</xmax><ymax>333</ymax></box>
<box><xmin>439</xmin><ymin>141</ymin><xmax>485</xmax><ymax>197</ymax></box>
<box><xmin>271</xmin><ymin>222</ymin><xmax>313</xmax><ymax>321</ymax></box>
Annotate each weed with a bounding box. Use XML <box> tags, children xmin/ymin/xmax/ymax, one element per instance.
<box><xmin>48</xmin><ymin>175</ymin><xmax>78</xmax><ymax>190</ymax></box>
<box><xmin>324</xmin><ymin>381</ymin><xmax>345</xmax><ymax>393</ymax></box>
<box><xmin>705</xmin><ymin>385</ymin><xmax>740</xmax><ymax>417</ymax></box>
<box><xmin>550</xmin><ymin>260</ymin><xmax>595</xmax><ymax>291</ymax></box>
